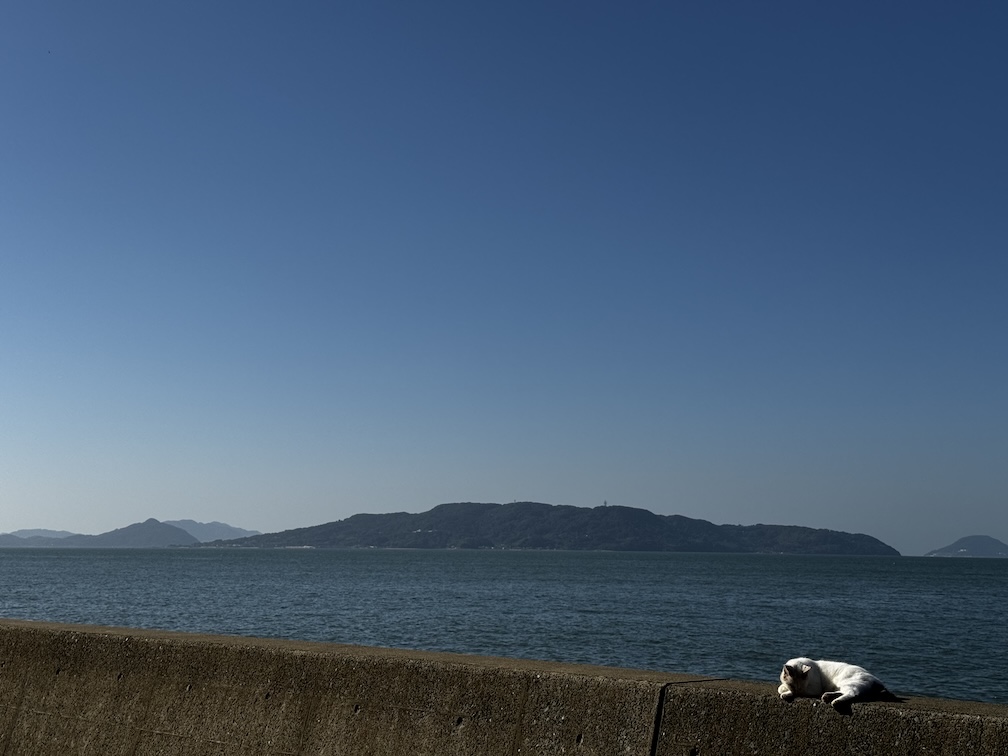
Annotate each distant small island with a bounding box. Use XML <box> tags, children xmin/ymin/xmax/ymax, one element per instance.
<box><xmin>210</xmin><ymin>501</ymin><xmax>899</xmax><ymax>556</ymax></box>
<box><xmin>925</xmin><ymin>535</ymin><xmax>1008</xmax><ymax>558</ymax></box>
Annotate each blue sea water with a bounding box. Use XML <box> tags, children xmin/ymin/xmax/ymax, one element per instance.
<box><xmin>1</xmin><ymin>548</ymin><xmax>1005</xmax><ymax>703</ymax></box>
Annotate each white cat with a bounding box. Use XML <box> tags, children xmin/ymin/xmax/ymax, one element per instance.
<box><xmin>778</xmin><ymin>657</ymin><xmax>898</xmax><ymax>712</ymax></box>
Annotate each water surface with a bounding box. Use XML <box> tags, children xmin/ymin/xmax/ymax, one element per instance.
<box><xmin>1</xmin><ymin>548</ymin><xmax>1004</xmax><ymax>703</ymax></box>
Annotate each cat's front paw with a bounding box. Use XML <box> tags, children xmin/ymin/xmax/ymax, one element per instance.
<box><xmin>780</xmin><ymin>691</ymin><xmax>794</xmax><ymax>702</ymax></box>
<box><xmin>821</xmin><ymin>691</ymin><xmax>841</xmax><ymax>703</ymax></box>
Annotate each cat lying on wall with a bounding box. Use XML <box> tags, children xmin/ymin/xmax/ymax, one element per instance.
<box><xmin>778</xmin><ymin>657</ymin><xmax>901</xmax><ymax>713</ymax></box>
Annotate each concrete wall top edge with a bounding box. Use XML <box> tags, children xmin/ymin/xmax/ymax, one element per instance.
<box><xmin>675</xmin><ymin>677</ymin><xmax>1008</xmax><ymax>719</ymax></box>
<box><xmin>0</xmin><ymin>618</ymin><xmax>697</xmax><ymax>683</ymax></box>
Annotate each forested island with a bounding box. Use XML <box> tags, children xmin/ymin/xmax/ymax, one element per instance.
<box><xmin>212</xmin><ymin>501</ymin><xmax>899</xmax><ymax>555</ymax></box>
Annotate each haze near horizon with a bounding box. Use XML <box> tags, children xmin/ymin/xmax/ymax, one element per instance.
<box><xmin>2</xmin><ymin>2</ymin><xmax>1005</xmax><ymax>557</ymax></box>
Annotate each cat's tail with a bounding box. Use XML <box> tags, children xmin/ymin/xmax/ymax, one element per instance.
<box><xmin>870</xmin><ymin>682</ymin><xmax>904</xmax><ymax>703</ymax></box>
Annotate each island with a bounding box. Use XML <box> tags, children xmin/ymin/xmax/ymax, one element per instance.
<box><xmin>210</xmin><ymin>501</ymin><xmax>899</xmax><ymax>555</ymax></box>
<box><xmin>925</xmin><ymin>535</ymin><xmax>1008</xmax><ymax>558</ymax></box>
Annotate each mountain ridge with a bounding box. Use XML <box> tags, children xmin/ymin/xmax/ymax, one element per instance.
<box><xmin>211</xmin><ymin>502</ymin><xmax>900</xmax><ymax>555</ymax></box>
<box><xmin>164</xmin><ymin>520</ymin><xmax>260</xmax><ymax>542</ymax></box>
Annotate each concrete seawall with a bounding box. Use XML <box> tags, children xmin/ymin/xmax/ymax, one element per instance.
<box><xmin>1</xmin><ymin>619</ymin><xmax>1005</xmax><ymax>755</ymax></box>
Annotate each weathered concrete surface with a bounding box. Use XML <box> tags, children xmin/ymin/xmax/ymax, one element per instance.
<box><xmin>0</xmin><ymin>620</ymin><xmax>673</xmax><ymax>755</ymax></box>
<box><xmin>655</xmin><ymin>679</ymin><xmax>1008</xmax><ymax>756</ymax></box>
<box><xmin>1</xmin><ymin>620</ymin><xmax>1006</xmax><ymax>755</ymax></box>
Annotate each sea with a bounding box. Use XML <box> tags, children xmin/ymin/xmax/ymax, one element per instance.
<box><xmin>1</xmin><ymin>548</ymin><xmax>1005</xmax><ymax>704</ymax></box>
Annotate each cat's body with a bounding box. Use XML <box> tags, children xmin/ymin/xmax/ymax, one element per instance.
<box><xmin>778</xmin><ymin>657</ymin><xmax>898</xmax><ymax>712</ymax></box>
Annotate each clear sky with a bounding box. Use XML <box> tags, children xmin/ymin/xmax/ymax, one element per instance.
<box><xmin>2</xmin><ymin>2</ymin><xmax>1005</xmax><ymax>556</ymax></box>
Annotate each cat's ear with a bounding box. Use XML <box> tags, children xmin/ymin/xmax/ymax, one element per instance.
<box><xmin>784</xmin><ymin>663</ymin><xmax>808</xmax><ymax>679</ymax></box>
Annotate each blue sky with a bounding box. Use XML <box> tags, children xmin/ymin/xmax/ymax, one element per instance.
<box><xmin>2</xmin><ymin>2</ymin><xmax>1005</xmax><ymax>555</ymax></box>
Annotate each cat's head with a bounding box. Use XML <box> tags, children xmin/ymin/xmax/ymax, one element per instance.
<box><xmin>780</xmin><ymin>659</ymin><xmax>813</xmax><ymax>695</ymax></box>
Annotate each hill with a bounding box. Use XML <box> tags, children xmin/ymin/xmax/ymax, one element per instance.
<box><xmin>1</xmin><ymin>519</ymin><xmax>261</xmax><ymax>548</ymax></box>
<box><xmin>165</xmin><ymin>520</ymin><xmax>261</xmax><ymax>542</ymax></box>
<box><xmin>6</xmin><ymin>529</ymin><xmax>75</xmax><ymax>539</ymax></box>
<box><xmin>925</xmin><ymin>535</ymin><xmax>1008</xmax><ymax>558</ymax></box>
<box><xmin>212</xmin><ymin>502</ymin><xmax>900</xmax><ymax>555</ymax></box>
<box><xmin>61</xmin><ymin>519</ymin><xmax>199</xmax><ymax>548</ymax></box>
<box><xmin>0</xmin><ymin>519</ymin><xmax>198</xmax><ymax>548</ymax></box>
